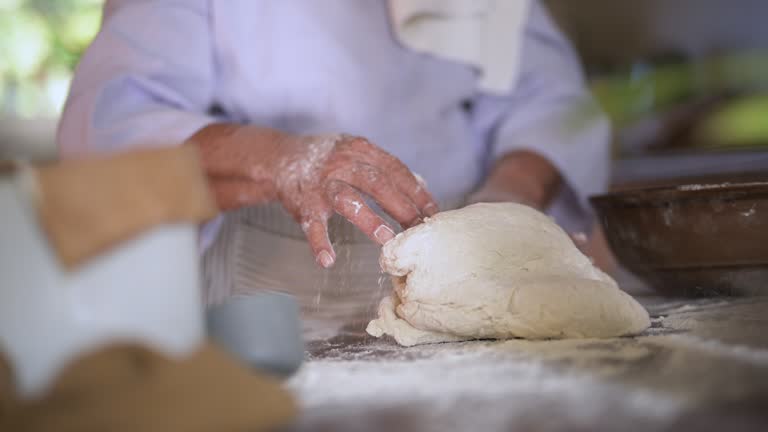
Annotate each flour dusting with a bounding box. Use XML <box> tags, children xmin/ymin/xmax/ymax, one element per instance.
<box><xmin>286</xmin><ymin>295</ymin><xmax>768</xmax><ymax>431</ymax></box>
<box><xmin>649</xmin><ymin>334</ymin><xmax>768</xmax><ymax>366</ymax></box>
<box><xmin>289</xmin><ymin>338</ymin><xmax>686</xmax><ymax>431</ymax></box>
<box><xmin>676</xmin><ymin>182</ymin><xmax>767</xmax><ymax>191</ymax></box>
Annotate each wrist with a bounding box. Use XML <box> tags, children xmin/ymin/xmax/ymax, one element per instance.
<box><xmin>485</xmin><ymin>151</ymin><xmax>562</xmax><ymax>209</ymax></box>
<box><xmin>188</xmin><ymin>123</ymin><xmax>294</xmax><ymax>209</ymax></box>
<box><xmin>188</xmin><ymin>123</ymin><xmax>287</xmax><ymax>184</ymax></box>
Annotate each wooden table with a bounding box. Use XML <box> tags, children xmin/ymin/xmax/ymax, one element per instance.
<box><xmin>287</xmin><ymin>294</ymin><xmax>768</xmax><ymax>432</ymax></box>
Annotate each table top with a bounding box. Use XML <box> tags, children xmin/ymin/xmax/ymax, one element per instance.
<box><xmin>287</xmin><ymin>295</ymin><xmax>768</xmax><ymax>432</ymax></box>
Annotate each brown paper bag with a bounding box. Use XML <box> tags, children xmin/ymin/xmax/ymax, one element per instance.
<box><xmin>32</xmin><ymin>146</ymin><xmax>218</xmax><ymax>269</ymax></box>
<box><xmin>0</xmin><ymin>343</ymin><xmax>297</xmax><ymax>432</ymax></box>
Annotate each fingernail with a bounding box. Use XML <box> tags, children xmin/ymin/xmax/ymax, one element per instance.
<box><xmin>374</xmin><ymin>225</ymin><xmax>396</xmax><ymax>244</ymax></box>
<box><xmin>424</xmin><ymin>203</ymin><xmax>438</xmax><ymax>216</ymax></box>
<box><xmin>571</xmin><ymin>232</ymin><xmax>588</xmax><ymax>244</ymax></box>
<box><xmin>318</xmin><ymin>250</ymin><xmax>334</xmax><ymax>268</ymax></box>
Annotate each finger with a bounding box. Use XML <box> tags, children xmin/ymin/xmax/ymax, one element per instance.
<box><xmin>383</xmin><ymin>159</ymin><xmax>439</xmax><ymax>217</ymax></box>
<box><xmin>301</xmin><ymin>214</ymin><xmax>336</xmax><ymax>268</ymax></box>
<box><xmin>337</xmin><ymin>136</ymin><xmax>439</xmax><ymax>217</ymax></box>
<box><xmin>326</xmin><ymin>180</ymin><xmax>396</xmax><ymax>245</ymax></box>
<box><xmin>571</xmin><ymin>232</ymin><xmax>588</xmax><ymax>246</ymax></box>
<box><xmin>350</xmin><ymin>140</ymin><xmax>439</xmax><ymax>217</ymax></box>
<box><xmin>570</xmin><ymin>232</ymin><xmax>591</xmax><ymax>257</ymax></box>
<box><xmin>328</xmin><ymin>163</ymin><xmax>423</xmax><ymax>229</ymax></box>
<box><xmin>282</xmin><ymin>189</ymin><xmax>335</xmax><ymax>269</ymax></box>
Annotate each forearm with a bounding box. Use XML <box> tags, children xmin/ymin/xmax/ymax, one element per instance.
<box><xmin>483</xmin><ymin>150</ymin><xmax>562</xmax><ymax>209</ymax></box>
<box><xmin>58</xmin><ymin>0</ymin><xmax>217</xmax><ymax>157</ymax></box>
<box><xmin>189</xmin><ymin>123</ymin><xmax>284</xmax><ymax>180</ymax></box>
<box><xmin>187</xmin><ymin>123</ymin><xmax>286</xmax><ymax>210</ymax></box>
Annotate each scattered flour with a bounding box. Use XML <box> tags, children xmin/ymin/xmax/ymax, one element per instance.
<box><xmin>676</xmin><ymin>182</ymin><xmax>767</xmax><ymax>191</ymax></box>
<box><xmin>287</xmin><ymin>296</ymin><xmax>768</xmax><ymax>431</ymax></box>
<box><xmin>648</xmin><ymin>334</ymin><xmax>768</xmax><ymax>367</ymax></box>
<box><xmin>289</xmin><ymin>338</ymin><xmax>686</xmax><ymax>431</ymax></box>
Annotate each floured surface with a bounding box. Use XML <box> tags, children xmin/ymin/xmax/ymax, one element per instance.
<box><xmin>367</xmin><ymin>203</ymin><xmax>649</xmax><ymax>345</ymax></box>
<box><xmin>288</xmin><ymin>295</ymin><xmax>768</xmax><ymax>432</ymax></box>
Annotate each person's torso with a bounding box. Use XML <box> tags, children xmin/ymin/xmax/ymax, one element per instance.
<box><xmin>209</xmin><ymin>0</ymin><xmax>491</xmax><ymax>202</ymax></box>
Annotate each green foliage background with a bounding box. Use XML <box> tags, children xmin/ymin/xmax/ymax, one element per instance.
<box><xmin>0</xmin><ymin>0</ymin><xmax>102</xmax><ymax>117</ymax></box>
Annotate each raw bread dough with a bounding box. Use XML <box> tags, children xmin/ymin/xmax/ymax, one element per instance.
<box><xmin>366</xmin><ymin>203</ymin><xmax>650</xmax><ymax>346</ymax></box>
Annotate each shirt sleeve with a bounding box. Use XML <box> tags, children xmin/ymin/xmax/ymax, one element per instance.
<box><xmin>57</xmin><ymin>0</ymin><xmax>218</xmax><ymax>157</ymax></box>
<box><xmin>474</xmin><ymin>1</ymin><xmax>611</xmax><ymax>233</ymax></box>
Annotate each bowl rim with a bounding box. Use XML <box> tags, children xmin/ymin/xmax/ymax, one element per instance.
<box><xmin>590</xmin><ymin>180</ymin><xmax>768</xmax><ymax>206</ymax></box>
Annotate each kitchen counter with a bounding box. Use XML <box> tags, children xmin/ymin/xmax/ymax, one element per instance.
<box><xmin>287</xmin><ymin>293</ymin><xmax>768</xmax><ymax>432</ymax></box>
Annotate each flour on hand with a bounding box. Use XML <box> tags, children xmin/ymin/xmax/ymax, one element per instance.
<box><xmin>366</xmin><ymin>203</ymin><xmax>650</xmax><ymax>347</ymax></box>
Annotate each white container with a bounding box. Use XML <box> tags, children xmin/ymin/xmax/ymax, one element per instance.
<box><xmin>0</xmin><ymin>170</ymin><xmax>204</xmax><ymax>398</ymax></box>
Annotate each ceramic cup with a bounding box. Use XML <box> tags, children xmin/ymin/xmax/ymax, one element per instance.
<box><xmin>206</xmin><ymin>291</ymin><xmax>305</xmax><ymax>377</ymax></box>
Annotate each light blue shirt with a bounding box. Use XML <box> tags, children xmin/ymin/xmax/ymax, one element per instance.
<box><xmin>58</xmin><ymin>0</ymin><xmax>610</xmax><ymax>233</ymax></box>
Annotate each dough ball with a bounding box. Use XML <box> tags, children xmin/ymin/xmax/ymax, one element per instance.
<box><xmin>366</xmin><ymin>203</ymin><xmax>650</xmax><ymax>346</ymax></box>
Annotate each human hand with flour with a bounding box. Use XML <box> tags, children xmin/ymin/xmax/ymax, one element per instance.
<box><xmin>190</xmin><ymin>123</ymin><xmax>439</xmax><ymax>268</ymax></box>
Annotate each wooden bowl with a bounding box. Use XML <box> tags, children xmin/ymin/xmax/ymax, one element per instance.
<box><xmin>591</xmin><ymin>181</ymin><xmax>768</xmax><ymax>296</ymax></box>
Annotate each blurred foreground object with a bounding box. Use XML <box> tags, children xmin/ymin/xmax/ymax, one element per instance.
<box><xmin>207</xmin><ymin>292</ymin><xmax>305</xmax><ymax>378</ymax></box>
<box><xmin>0</xmin><ymin>343</ymin><xmax>296</xmax><ymax>432</ymax></box>
<box><xmin>0</xmin><ymin>146</ymin><xmax>216</xmax><ymax>398</ymax></box>
<box><xmin>33</xmin><ymin>146</ymin><xmax>217</xmax><ymax>268</ymax></box>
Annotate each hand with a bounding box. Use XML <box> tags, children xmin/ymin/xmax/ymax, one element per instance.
<box><xmin>272</xmin><ymin>133</ymin><xmax>438</xmax><ymax>268</ymax></box>
<box><xmin>570</xmin><ymin>231</ymin><xmax>590</xmax><ymax>257</ymax></box>
<box><xmin>190</xmin><ymin>124</ymin><xmax>438</xmax><ymax>268</ymax></box>
<box><xmin>469</xmin><ymin>151</ymin><xmax>592</xmax><ymax>257</ymax></box>
<box><xmin>467</xmin><ymin>150</ymin><xmax>561</xmax><ymax>210</ymax></box>
<box><xmin>466</xmin><ymin>185</ymin><xmax>541</xmax><ymax>209</ymax></box>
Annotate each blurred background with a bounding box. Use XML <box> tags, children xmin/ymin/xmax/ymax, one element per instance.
<box><xmin>2</xmin><ymin>0</ymin><xmax>768</xmax><ymax>183</ymax></box>
<box><xmin>547</xmin><ymin>0</ymin><xmax>768</xmax><ymax>188</ymax></box>
<box><xmin>0</xmin><ymin>0</ymin><xmax>101</xmax><ymax>159</ymax></box>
